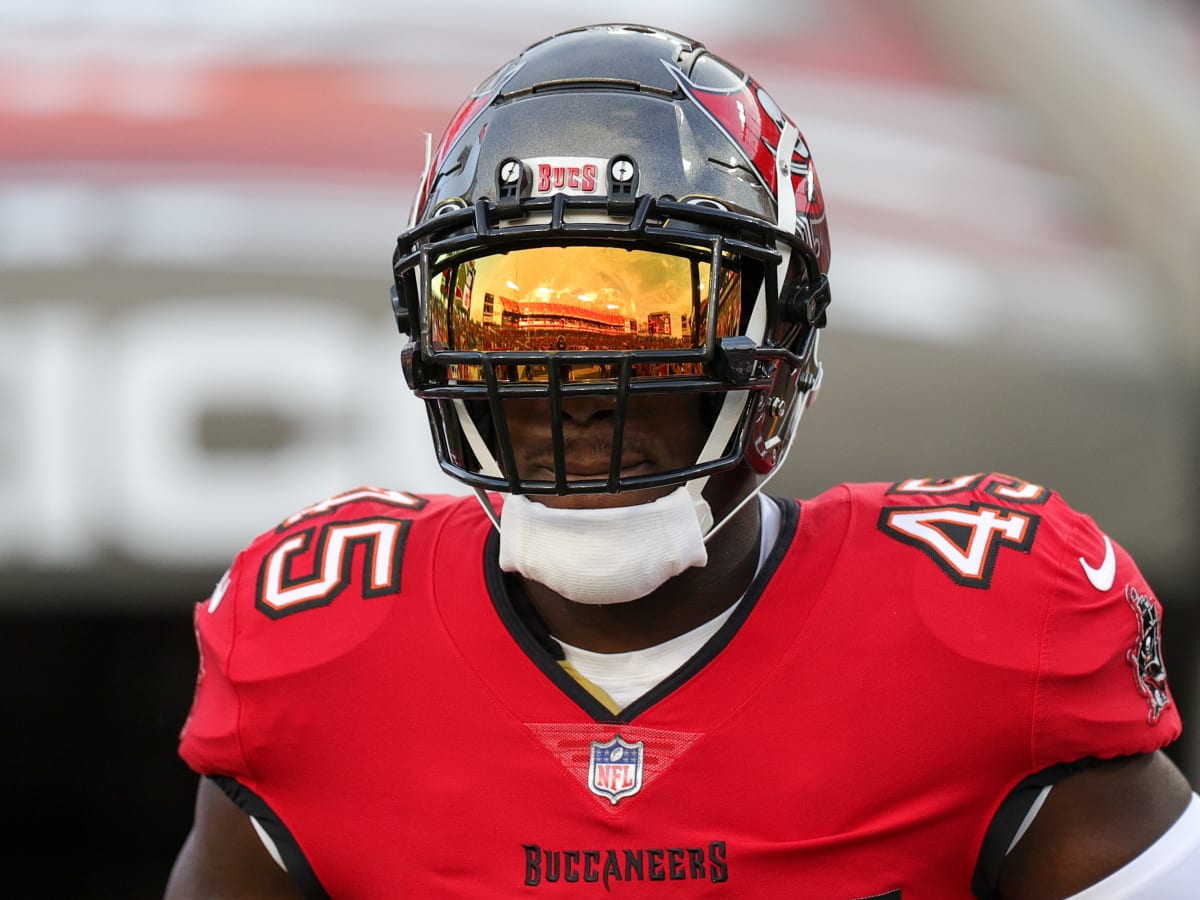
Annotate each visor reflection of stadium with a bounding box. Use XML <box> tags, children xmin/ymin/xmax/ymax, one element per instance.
<box><xmin>426</xmin><ymin>245</ymin><xmax>742</xmax><ymax>383</ymax></box>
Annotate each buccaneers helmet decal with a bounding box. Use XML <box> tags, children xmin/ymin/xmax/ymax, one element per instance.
<box><xmin>664</xmin><ymin>61</ymin><xmax>829</xmax><ymax>273</ymax></box>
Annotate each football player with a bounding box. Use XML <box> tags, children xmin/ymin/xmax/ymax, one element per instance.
<box><xmin>166</xmin><ymin>23</ymin><xmax>1198</xmax><ymax>898</ymax></box>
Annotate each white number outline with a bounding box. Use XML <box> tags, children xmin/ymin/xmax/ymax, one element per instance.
<box><xmin>878</xmin><ymin>502</ymin><xmax>1039</xmax><ymax>589</ymax></box>
<box><xmin>257</xmin><ymin>517</ymin><xmax>409</xmax><ymax>617</ymax></box>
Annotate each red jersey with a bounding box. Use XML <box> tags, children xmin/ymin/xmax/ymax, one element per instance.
<box><xmin>179</xmin><ymin>473</ymin><xmax>1182</xmax><ymax>898</ymax></box>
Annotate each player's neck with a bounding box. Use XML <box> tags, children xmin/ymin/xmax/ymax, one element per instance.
<box><xmin>519</xmin><ymin>496</ymin><xmax>761</xmax><ymax>653</ymax></box>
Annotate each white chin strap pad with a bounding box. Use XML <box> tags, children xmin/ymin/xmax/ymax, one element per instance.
<box><xmin>498</xmin><ymin>486</ymin><xmax>712</xmax><ymax>605</ymax></box>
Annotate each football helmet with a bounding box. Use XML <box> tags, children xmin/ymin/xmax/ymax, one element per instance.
<box><xmin>392</xmin><ymin>23</ymin><xmax>831</xmax><ymax>497</ymax></box>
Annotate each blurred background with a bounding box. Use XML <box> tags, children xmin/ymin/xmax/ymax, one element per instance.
<box><xmin>1</xmin><ymin>0</ymin><xmax>1196</xmax><ymax>895</ymax></box>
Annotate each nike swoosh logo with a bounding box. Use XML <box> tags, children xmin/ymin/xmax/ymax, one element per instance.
<box><xmin>1079</xmin><ymin>535</ymin><xmax>1116</xmax><ymax>591</ymax></box>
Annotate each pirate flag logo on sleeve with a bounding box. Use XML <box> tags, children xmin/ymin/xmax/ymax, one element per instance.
<box><xmin>1125</xmin><ymin>585</ymin><xmax>1172</xmax><ymax>725</ymax></box>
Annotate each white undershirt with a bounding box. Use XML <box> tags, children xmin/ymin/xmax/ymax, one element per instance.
<box><xmin>555</xmin><ymin>494</ymin><xmax>781</xmax><ymax>709</ymax></box>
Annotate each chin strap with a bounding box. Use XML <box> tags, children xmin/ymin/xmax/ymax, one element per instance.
<box><xmin>454</xmin><ymin>399</ymin><xmax>503</xmax><ymax>480</ymax></box>
<box><xmin>774</xmin><ymin>120</ymin><xmax>799</xmax><ymax>238</ymax></box>
<box><xmin>683</xmin><ymin>387</ymin><xmax>748</xmax><ymax>534</ymax></box>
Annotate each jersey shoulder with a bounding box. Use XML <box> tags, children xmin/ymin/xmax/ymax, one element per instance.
<box><xmin>227</xmin><ymin>485</ymin><xmax>475</xmax><ymax>610</ymax></box>
<box><xmin>196</xmin><ymin>486</ymin><xmax>482</xmax><ymax>673</ymax></box>
<box><xmin>812</xmin><ymin>471</ymin><xmax>1182</xmax><ymax>763</ymax></box>
<box><xmin>180</xmin><ymin>487</ymin><xmax>484</xmax><ymax>777</ymax></box>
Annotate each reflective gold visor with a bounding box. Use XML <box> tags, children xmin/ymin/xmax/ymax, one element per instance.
<box><xmin>426</xmin><ymin>245</ymin><xmax>742</xmax><ymax>382</ymax></box>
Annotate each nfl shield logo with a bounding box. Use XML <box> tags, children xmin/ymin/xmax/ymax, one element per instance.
<box><xmin>588</xmin><ymin>735</ymin><xmax>644</xmax><ymax>804</ymax></box>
